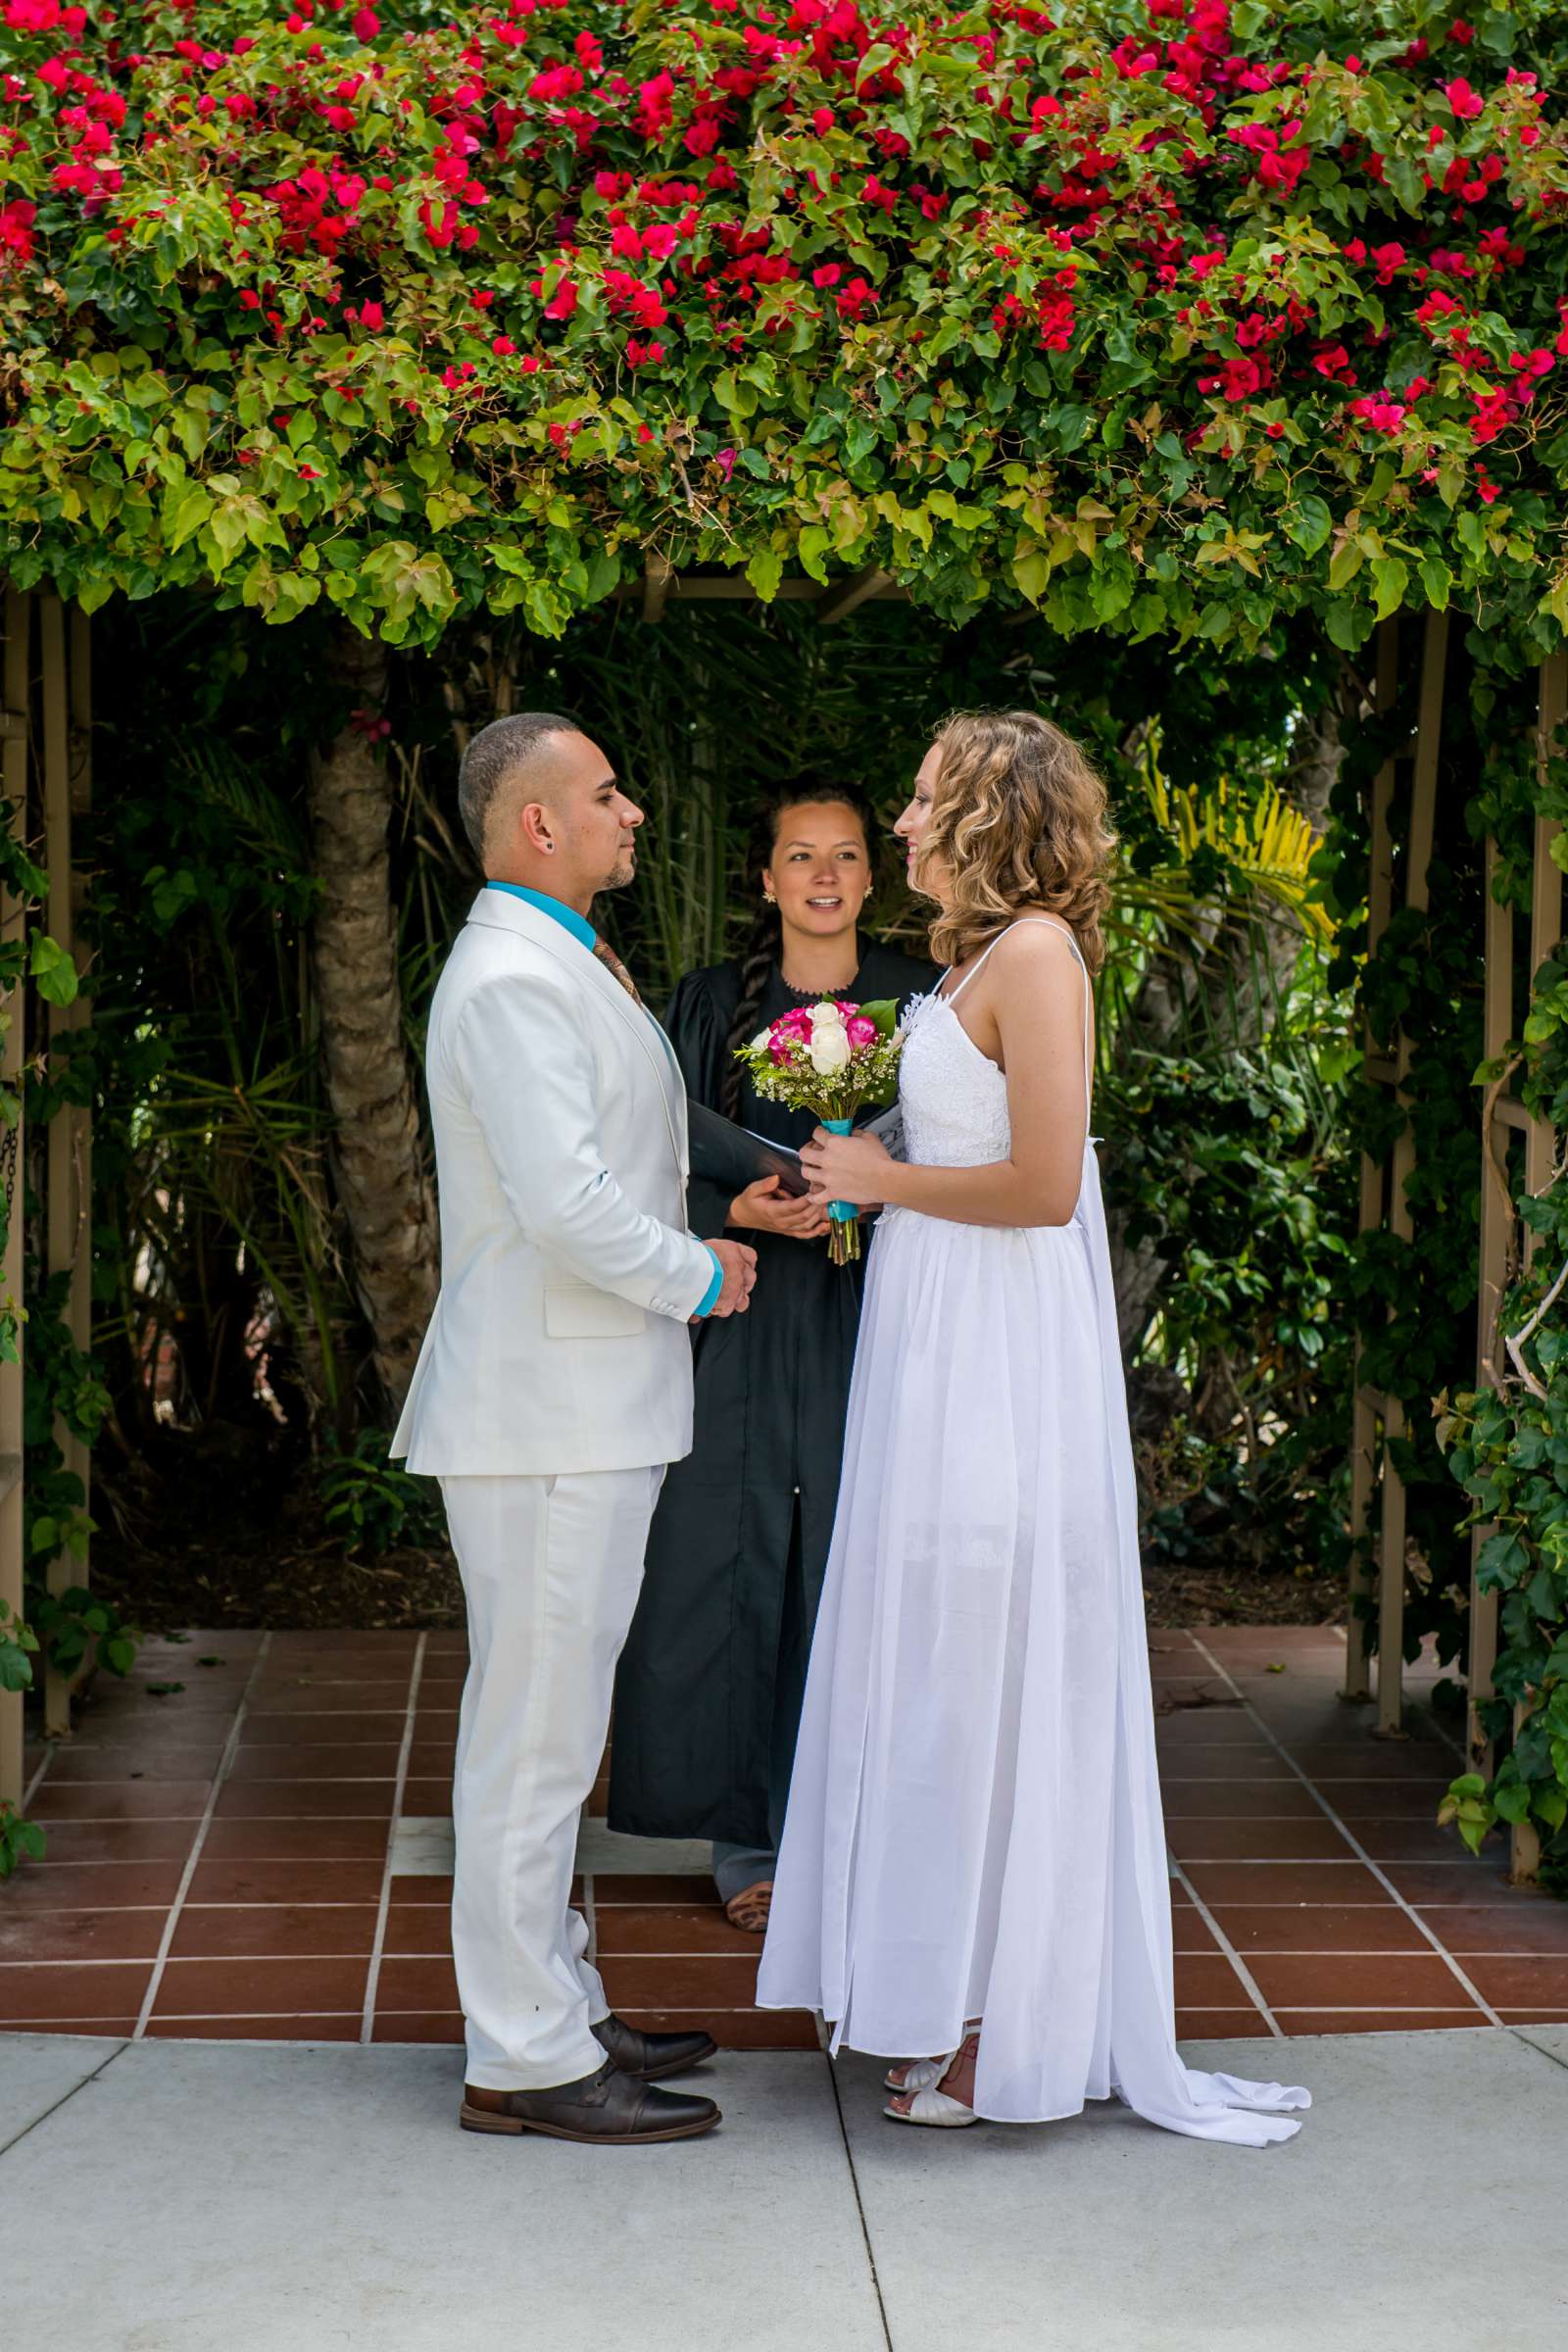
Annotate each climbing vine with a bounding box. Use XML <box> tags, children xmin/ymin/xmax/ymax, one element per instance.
<box><xmin>1437</xmin><ymin>691</ymin><xmax>1568</xmax><ymax>1888</ymax></box>
<box><xmin>1</xmin><ymin>751</ymin><xmax>137</xmax><ymax>1878</ymax></box>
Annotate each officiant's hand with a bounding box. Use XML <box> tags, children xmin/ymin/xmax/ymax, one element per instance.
<box><xmin>700</xmin><ymin>1237</ymin><xmax>759</xmax><ymax>1319</ymax></box>
<box><xmin>728</xmin><ymin>1175</ymin><xmax>831</xmax><ymax>1241</ymax></box>
<box><xmin>801</xmin><ymin>1126</ymin><xmax>894</xmax><ymax>1208</ymax></box>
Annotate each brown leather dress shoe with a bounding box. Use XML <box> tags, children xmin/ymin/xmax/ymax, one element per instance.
<box><xmin>592</xmin><ymin>2013</ymin><xmax>717</xmax><ymax>2082</ymax></box>
<box><xmin>460</xmin><ymin>2060</ymin><xmax>719</xmax><ymax>2144</ymax></box>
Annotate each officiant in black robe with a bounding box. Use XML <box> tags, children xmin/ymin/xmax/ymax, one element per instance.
<box><xmin>608</xmin><ymin>784</ymin><xmax>935</xmax><ymax>1929</ymax></box>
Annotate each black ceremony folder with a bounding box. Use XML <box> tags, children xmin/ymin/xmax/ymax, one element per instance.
<box><xmin>686</xmin><ymin>1100</ymin><xmax>812</xmax><ymax>1200</ymax></box>
<box><xmin>685</xmin><ymin>1100</ymin><xmax>907</xmax><ymax>1201</ymax></box>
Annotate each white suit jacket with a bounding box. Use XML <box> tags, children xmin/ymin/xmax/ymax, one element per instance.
<box><xmin>390</xmin><ymin>889</ymin><xmax>717</xmax><ymax>1477</ymax></box>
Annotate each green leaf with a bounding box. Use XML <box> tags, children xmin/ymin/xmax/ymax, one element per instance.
<box><xmin>28</xmin><ymin>934</ymin><xmax>78</xmax><ymax>1007</ymax></box>
<box><xmin>1477</xmin><ymin>1528</ymin><xmax>1531</xmax><ymax>1589</ymax></box>
<box><xmin>1419</xmin><ymin>556</ymin><xmax>1452</xmax><ymax>612</ymax></box>
<box><xmin>714</xmin><ymin>369</ymin><xmax>758</xmax><ymax>419</ymax></box>
<box><xmin>0</xmin><ymin>1643</ymin><xmax>33</xmax><ymax>1693</ymax></box>
<box><xmin>1384</xmin><ymin>153</ymin><xmax>1425</xmax><ymax>217</ymax></box>
<box><xmin>856</xmin><ymin>999</ymin><xmax>899</xmax><ymax>1038</ymax></box>
<box><xmin>1010</xmin><ymin>549</ymin><xmax>1051</xmax><ymax>604</ymax></box>
<box><xmin>1370</xmin><ymin>557</ymin><xmax>1408</xmax><ymax>622</ymax></box>
<box><xmin>745</xmin><ymin>549</ymin><xmax>783</xmax><ymax>602</ymax></box>
<box><xmin>1323</xmin><ymin>598</ymin><xmax>1375</xmax><ymax>652</ymax></box>
<box><xmin>1286</xmin><ymin>497</ymin><xmax>1332</xmax><ymax>558</ymax></box>
<box><xmin>163</xmin><ymin>481</ymin><xmax>213</xmax><ymax>553</ymax></box>
<box><xmin>1327</xmin><ymin>540</ymin><xmax>1363</xmax><ymax>593</ymax></box>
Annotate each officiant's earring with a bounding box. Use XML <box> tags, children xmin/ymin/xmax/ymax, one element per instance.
<box><xmin>763</xmin><ymin>886</ymin><xmax>777</xmax><ymax>905</ymax></box>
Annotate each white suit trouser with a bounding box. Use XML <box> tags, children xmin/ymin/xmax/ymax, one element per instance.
<box><xmin>440</xmin><ymin>1466</ymin><xmax>664</xmax><ymax>2090</ymax></box>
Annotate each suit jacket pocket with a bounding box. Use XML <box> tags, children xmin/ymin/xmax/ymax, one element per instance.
<box><xmin>543</xmin><ymin>1282</ymin><xmax>648</xmax><ymax>1340</ymax></box>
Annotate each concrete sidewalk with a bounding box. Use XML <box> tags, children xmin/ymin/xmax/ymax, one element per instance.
<box><xmin>4</xmin><ymin>2027</ymin><xmax>1565</xmax><ymax>2351</ymax></box>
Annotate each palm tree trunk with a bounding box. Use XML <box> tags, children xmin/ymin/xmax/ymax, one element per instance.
<box><xmin>307</xmin><ymin>625</ymin><xmax>437</xmax><ymax>1413</ymax></box>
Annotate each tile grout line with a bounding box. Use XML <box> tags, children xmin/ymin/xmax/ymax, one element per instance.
<box><xmin>0</xmin><ymin>2040</ymin><xmax>131</xmax><ymax>2164</ymax></box>
<box><xmin>360</xmin><ymin>1633</ymin><xmax>428</xmax><ymax>2046</ymax></box>
<box><xmin>1167</xmin><ymin>1861</ymin><xmax>1284</xmax><ymax>2037</ymax></box>
<box><xmin>1187</xmin><ymin>1636</ymin><xmax>1506</xmax><ymax>2028</ymax></box>
<box><xmin>823</xmin><ymin>2050</ymin><xmax>896</xmax><ymax>2352</ymax></box>
<box><xmin>130</xmin><ymin>1632</ymin><xmax>273</xmax><ymax>2041</ymax></box>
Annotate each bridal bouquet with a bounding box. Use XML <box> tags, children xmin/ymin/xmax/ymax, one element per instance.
<box><xmin>734</xmin><ymin>999</ymin><xmax>904</xmax><ymax>1266</ymax></box>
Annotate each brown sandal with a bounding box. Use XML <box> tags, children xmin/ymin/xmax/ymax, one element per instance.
<box><xmin>723</xmin><ymin>1879</ymin><xmax>773</xmax><ymax>1935</ymax></box>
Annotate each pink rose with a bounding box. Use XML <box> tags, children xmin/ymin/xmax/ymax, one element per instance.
<box><xmin>846</xmin><ymin>1015</ymin><xmax>876</xmax><ymax>1049</ymax></box>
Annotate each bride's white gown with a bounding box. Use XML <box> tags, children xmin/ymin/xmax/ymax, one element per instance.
<box><xmin>757</xmin><ymin>919</ymin><xmax>1309</xmax><ymax>2144</ymax></box>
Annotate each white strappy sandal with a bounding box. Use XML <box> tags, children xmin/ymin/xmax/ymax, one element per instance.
<box><xmin>884</xmin><ymin>2083</ymin><xmax>981</xmax><ymax>2128</ymax></box>
<box><xmin>882</xmin><ymin>2056</ymin><xmax>947</xmax><ymax>2095</ymax></box>
<box><xmin>883</xmin><ymin>2036</ymin><xmax>982</xmax><ymax>2128</ymax></box>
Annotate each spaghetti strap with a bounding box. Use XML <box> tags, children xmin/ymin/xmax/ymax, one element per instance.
<box><xmin>944</xmin><ymin>916</ymin><xmax>1092</xmax><ymax>1113</ymax></box>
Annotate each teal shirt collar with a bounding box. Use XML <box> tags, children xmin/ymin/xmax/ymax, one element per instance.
<box><xmin>485</xmin><ymin>880</ymin><xmax>596</xmax><ymax>952</ymax></box>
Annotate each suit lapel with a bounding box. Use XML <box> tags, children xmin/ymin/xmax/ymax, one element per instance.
<box><xmin>466</xmin><ymin>892</ymin><xmax>688</xmax><ymax>1174</ymax></box>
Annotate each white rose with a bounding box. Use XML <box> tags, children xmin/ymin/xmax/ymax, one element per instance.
<box><xmin>750</xmin><ymin>1027</ymin><xmax>774</xmax><ymax>1054</ymax></box>
<box><xmin>808</xmin><ymin>1007</ymin><xmax>852</xmax><ymax>1075</ymax></box>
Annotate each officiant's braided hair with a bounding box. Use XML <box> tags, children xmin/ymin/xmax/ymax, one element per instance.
<box><xmin>920</xmin><ymin>710</ymin><xmax>1115</xmax><ymax>976</ymax></box>
<box><xmin>719</xmin><ymin>777</ymin><xmax>878</xmax><ymax>1120</ymax></box>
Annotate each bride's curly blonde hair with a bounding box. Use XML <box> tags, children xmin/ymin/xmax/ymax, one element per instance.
<box><xmin>917</xmin><ymin>710</ymin><xmax>1115</xmax><ymax>974</ymax></box>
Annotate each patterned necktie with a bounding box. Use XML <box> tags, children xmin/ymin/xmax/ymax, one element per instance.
<box><xmin>593</xmin><ymin>936</ymin><xmax>645</xmax><ymax>1007</ymax></box>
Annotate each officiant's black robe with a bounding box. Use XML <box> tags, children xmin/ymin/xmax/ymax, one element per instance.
<box><xmin>609</xmin><ymin>940</ymin><xmax>936</xmax><ymax>1848</ymax></box>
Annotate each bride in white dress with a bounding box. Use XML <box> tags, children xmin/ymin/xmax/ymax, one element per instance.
<box><xmin>756</xmin><ymin>710</ymin><xmax>1309</xmax><ymax>2145</ymax></box>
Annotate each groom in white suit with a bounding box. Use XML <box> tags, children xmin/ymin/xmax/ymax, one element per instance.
<box><xmin>392</xmin><ymin>712</ymin><xmax>757</xmax><ymax>2145</ymax></box>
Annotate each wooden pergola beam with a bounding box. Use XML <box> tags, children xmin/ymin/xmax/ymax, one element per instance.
<box><xmin>623</xmin><ymin>565</ymin><xmax>908</xmax><ymax>615</ymax></box>
<box><xmin>815</xmin><ymin>566</ymin><xmax>894</xmax><ymax>625</ymax></box>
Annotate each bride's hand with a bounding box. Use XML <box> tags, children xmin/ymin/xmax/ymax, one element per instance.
<box><xmin>800</xmin><ymin>1127</ymin><xmax>894</xmax><ymax>1208</ymax></box>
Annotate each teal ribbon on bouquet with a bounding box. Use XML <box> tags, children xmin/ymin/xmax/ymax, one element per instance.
<box><xmin>822</xmin><ymin>1116</ymin><xmax>856</xmax><ymax>1225</ymax></box>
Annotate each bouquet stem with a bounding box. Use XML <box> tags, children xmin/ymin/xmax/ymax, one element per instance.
<box><xmin>828</xmin><ymin>1216</ymin><xmax>861</xmax><ymax>1267</ymax></box>
<box><xmin>823</xmin><ymin>1116</ymin><xmax>859</xmax><ymax>1268</ymax></box>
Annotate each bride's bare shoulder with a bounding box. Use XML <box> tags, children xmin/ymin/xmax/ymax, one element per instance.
<box><xmin>985</xmin><ymin>919</ymin><xmax>1085</xmax><ymax>985</ymax></box>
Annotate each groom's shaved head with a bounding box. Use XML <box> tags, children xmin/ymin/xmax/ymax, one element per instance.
<box><xmin>459</xmin><ymin>710</ymin><xmax>585</xmax><ymax>865</ymax></box>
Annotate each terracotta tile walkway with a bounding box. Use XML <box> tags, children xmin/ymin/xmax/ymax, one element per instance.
<box><xmin>4</xmin><ymin>1622</ymin><xmax>1566</xmax><ymax>2045</ymax></box>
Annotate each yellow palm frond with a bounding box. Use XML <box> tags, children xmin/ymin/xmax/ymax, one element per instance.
<box><xmin>1142</xmin><ymin>758</ymin><xmax>1332</xmax><ymax>943</ymax></box>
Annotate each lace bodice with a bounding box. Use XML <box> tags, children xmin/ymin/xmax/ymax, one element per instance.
<box><xmin>898</xmin><ymin>990</ymin><xmax>1012</xmax><ymax>1167</ymax></box>
<box><xmin>895</xmin><ymin>918</ymin><xmax>1093</xmax><ymax>1172</ymax></box>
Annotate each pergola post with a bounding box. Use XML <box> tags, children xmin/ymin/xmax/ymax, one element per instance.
<box><xmin>40</xmin><ymin>597</ymin><xmax>90</xmax><ymax>1739</ymax></box>
<box><xmin>1470</xmin><ymin>824</ymin><xmax>1512</xmax><ymax>1781</ymax></box>
<box><xmin>1345</xmin><ymin>612</ymin><xmax>1447</xmax><ymax>1732</ymax></box>
<box><xmin>1469</xmin><ymin>650</ymin><xmax>1568</xmax><ymax>1884</ymax></box>
<box><xmin>0</xmin><ymin>589</ymin><xmax>27</xmax><ymax>1810</ymax></box>
<box><xmin>1344</xmin><ymin>621</ymin><xmax>1398</xmax><ymax>1704</ymax></box>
